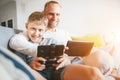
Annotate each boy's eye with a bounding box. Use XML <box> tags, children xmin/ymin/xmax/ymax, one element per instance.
<box><xmin>39</xmin><ymin>29</ymin><xmax>43</xmax><ymax>32</ymax></box>
<box><xmin>30</xmin><ymin>28</ymin><xmax>35</xmax><ymax>31</ymax></box>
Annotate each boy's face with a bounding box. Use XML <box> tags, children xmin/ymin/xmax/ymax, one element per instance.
<box><xmin>26</xmin><ymin>21</ymin><xmax>46</xmax><ymax>43</ymax></box>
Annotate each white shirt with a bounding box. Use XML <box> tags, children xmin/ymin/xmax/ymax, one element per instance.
<box><xmin>44</xmin><ymin>28</ymin><xmax>71</xmax><ymax>46</ymax></box>
<box><xmin>9</xmin><ymin>32</ymin><xmax>57</xmax><ymax>57</ymax></box>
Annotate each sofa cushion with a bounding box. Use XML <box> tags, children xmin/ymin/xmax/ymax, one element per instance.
<box><xmin>0</xmin><ymin>45</ymin><xmax>35</xmax><ymax>80</ymax></box>
<box><xmin>0</xmin><ymin>26</ymin><xmax>22</xmax><ymax>48</ymax></box>
<box><xmin>72</xmin><ymin>34</ymin><xmax>105</xmax><ymax>47</ymax></box>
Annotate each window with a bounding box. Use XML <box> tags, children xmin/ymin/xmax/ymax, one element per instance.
<box><xmin>7</xmin><ymin>19</ymin><xmax>13</xmax><ymax>28</ymax></box>
<box><xmin>1</xmin><ymin>21</ymin><xmax>6</xmax><ymax>27</ymax></box>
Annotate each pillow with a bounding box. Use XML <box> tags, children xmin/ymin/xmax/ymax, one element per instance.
<box><xmin>71</xmin><ymin>34</ymin><xmax>105</xmax><ymax>47</ymax></box>
<box><xmin>0</xmin><ymin>46</ymin><xmax>36</xmax><ymax>80</ymax></box>
<box><xmin>83</xmin><ymin>49</ymin><xmax>114</xmax><ymax>75</ymax></box>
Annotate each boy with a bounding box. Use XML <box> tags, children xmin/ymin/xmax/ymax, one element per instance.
<box><xmin>9</xmin><ymin>11</ymin><xmax>70</xmax><ymax>80</ymax></box>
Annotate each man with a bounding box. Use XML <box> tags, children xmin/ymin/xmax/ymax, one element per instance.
<box><xmin>43</xmin><ymin>1</ymin><xmax>71</xmax><ymax>45</ymax></box>
<box><xmin>42</xmin><ymin>1</ymin><xmax>119</xmax><ymax>80</ymax></box>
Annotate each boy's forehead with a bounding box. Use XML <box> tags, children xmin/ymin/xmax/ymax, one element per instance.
<box><xmin>27</xmin><ymin>21</ymin><xmax>46</xmax><ymax>28</ymax></box>
<box><xmin>28</xmin><ymin>21</ymin><xmax>44</xmax><ymax>25</ymax></box>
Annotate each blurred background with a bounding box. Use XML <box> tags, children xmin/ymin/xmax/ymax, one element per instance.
<box><xmin>0</xmin><ymin>0</ymin><xmax>120</xmax><ymax>36</ymax></box>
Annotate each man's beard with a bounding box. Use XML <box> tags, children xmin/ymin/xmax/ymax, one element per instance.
<box><xmin>48</xmin><ymin>22</ymin><xmax>58</xmax><ymax>28</ymax></box>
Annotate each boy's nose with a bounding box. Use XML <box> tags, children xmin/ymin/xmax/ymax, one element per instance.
<box><xmin>35</xmin><ymin>30</ymin><xmax>39</xmax><ymax>35</ymax></box>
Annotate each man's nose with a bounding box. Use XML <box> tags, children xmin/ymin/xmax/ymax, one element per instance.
<box><xmin>53</xmin><ymin>15</ymin><xmax>57</xmax><ymax>20</ymax></box>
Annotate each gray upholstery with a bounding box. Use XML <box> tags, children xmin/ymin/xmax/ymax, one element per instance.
<box><xmin>0</xmin><ymin>26</ymin><xmax>22</xmax><ymax>48</ymax></box>
<box><xmin>0</xmin><ymin>27</ymin><xmax>35</xmax><ymax>80</ymax></box>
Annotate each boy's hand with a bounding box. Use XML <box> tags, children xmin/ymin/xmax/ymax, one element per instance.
<box><xmin>30</xmin><ymin>57</ymin><xmax>46</xmax><ymax>71</ymax></box>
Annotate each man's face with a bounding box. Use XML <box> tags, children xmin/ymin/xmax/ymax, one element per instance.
<box><xmin>26</xmin><ymin>21</ymin><xmax>46</xmax><ymax>43</ymax></box>
<box><xmin>44</xmin><ymin>3</ymin><xmax>62</xmax><ymax>28</ymax></box>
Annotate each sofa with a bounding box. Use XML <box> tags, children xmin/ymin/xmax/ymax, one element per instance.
<box><xmin>72</xmin><ymin>32</ymin><xmax>120</xmax><ymax>76</ymax></box>
<box><xmin>0</xmin><ymin>26</ymin><xmax>120</xmax><ymax>64</ymax></box>
<box><xmin>0</xmin><ymin>26</ymin><xmax>22</xmax><ymax>48</ymax></box>
<box><xmin>1</xmin><ymin>26</ymin><xmax>120</xmax><ymax>79</ymax></box>
<box><xmin>0</xmin><ymin>26</ymin><xmax>36</xmax><ymax>80</ymax></box>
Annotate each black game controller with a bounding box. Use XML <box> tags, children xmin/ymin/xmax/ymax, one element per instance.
<box><xmin>37</xmin><ymin>44</ymin><xmax>64</xmax><ymax>67</ymax></box>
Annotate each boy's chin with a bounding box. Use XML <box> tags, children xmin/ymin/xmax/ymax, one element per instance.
<box><xmin>32</xmin><ymin>39</ymin><xmax>40</xmax><ymax>43</ymax></box>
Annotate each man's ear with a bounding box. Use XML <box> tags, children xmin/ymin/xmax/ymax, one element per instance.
<box><xmin>45</xmin><ymin>27</ymin><xmax>48</xmax><ymax>32</ymax></box>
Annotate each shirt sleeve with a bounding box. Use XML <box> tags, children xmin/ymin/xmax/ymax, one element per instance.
<box><xmin>9</xmin><ymin>33</ymin><xmax>38</xmax><ymax>57</ymax></box>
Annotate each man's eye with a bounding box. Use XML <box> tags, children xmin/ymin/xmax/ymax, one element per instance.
<box><xmin>56</xmin><ymin>13</ymin><xmax>60</xmax><ymax>16</ymax></box>
<box><xmin>49</xmin><ymin>13</ymin><xmax>53</xmax><ymax>15</ymax></box>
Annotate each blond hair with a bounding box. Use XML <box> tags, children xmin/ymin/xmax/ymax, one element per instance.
<box><xmin>27</xmin><ymin>11</ymin><xmax>48</xmax><ymax>26</ymax></box>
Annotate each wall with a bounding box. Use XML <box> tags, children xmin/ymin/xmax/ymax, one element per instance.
<box><xmin>60</xmin><ymin>0</ymin><xmax>120</xmax><ymax>36</ymax></box>
<box><xmin>0</xmin><ymin>1</ymin><xmax>17</xmax><ymax>28</ymax></box>
<box><xmin>1</xmin><ymin>0</ymin><xmax>120</xmax><ymax>36</ymax></box>
<box><xmin>16</xmin><ymin>0</ymin><xmax>25</xmax><ymax>30</ymax></box>
<box><xmin>23</xmin><ymin>0</ymin><xmax>120</xmax><ymax>36</ymax></box>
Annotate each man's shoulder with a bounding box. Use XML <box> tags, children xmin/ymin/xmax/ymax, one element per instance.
<box><xmin>56</xmin><ymin>28</ymin><xmax>68</xmax><ymax>32</ymax></box>
<box><xmin>45</xmin><ymin>38</ymin><xmax>57</xmax><ymax>42</ymax></box>
<box><xmin>57</xmin><ymin>28</ymin><xmax>70</xmax><ymax>35</ymax></box>
<box><xmin>42</xmin><ymin>38</ymin><xmax>57</xmax><ymax>45</ymax></box>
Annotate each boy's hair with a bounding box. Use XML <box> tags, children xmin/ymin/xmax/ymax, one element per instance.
<box><xmin>44</xmin><ymin>1</ymin><xmax>62</xmax><ymax>11</ymax></box>
<box><xmin>27</xmin><ymin>11</ymin><xmax>48</xmax><ymax>26</ymax></box>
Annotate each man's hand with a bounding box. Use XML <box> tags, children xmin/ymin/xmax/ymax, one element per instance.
<box><xmin>64</xmin><ymin>46</ymin><xmax>69</xmax><ymax>52</ymax></box>
<box><xmin>30</xmin><ymin>57</ymin><xmax>46</xmax><ymax>71</ymax></box>
<box><xmin>54</xmin><ymin>53</ymin><xmax>71</xmax><ymax>70</ymax></box>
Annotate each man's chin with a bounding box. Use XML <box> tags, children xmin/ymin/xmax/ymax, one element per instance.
<box><xmin>49</xmin><ymin>23</ymin><xmax>58</xmax><ymax>28</ymax></box>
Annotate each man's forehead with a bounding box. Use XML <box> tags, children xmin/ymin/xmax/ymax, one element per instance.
<box><xmin>45</xmin><ymin>3</ymin><xmax>61</xmax><ymax>11</ymax></box>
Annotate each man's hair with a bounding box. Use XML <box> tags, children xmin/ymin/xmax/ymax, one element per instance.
<box><xmin>27</xmin><ymin>11</ymin><xmax>48</xmax><ymax>26</ymax></box>
<box><xmin>44</xmin><ymin>0</ymin><xmax>62</xmax><ymax>11</ymax></box>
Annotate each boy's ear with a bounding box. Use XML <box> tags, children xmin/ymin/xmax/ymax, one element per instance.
<box><xmin>25</xmin><ymin>23</ymin><xmax>28</xmax><ymax>29</ymax></box>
